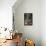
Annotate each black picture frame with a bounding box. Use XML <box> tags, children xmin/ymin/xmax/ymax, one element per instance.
<box><xmin>24</xmin><ymin>13</ymin><xmax>33</xmax><ymax>26</ymax></box>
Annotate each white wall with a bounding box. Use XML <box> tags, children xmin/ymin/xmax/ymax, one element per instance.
<box><xmin>0</xmin><ymin>0</ymin><xmax>16</xmax><ymax>30</ymax></box>
<box><xmin>41</xmin><ymin>0</ymin><xmax>46</xmax><ymax>46</ymax></box>
<box><xmin>13</xmin><ymin>0</ymin><xmax>41</xmax><ymax>46</ymax></box>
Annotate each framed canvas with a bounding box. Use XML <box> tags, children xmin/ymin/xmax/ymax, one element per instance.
<box><xmin>24</xmin><ymin>13</ymin><xmax>33</xmax><ymax>26</ymax></box>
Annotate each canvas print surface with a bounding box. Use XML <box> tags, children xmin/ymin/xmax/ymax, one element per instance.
<box><xmin>24</xmin><ymin>13</ymin><xmax>33</xmax><ymax>26</ymax></box>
